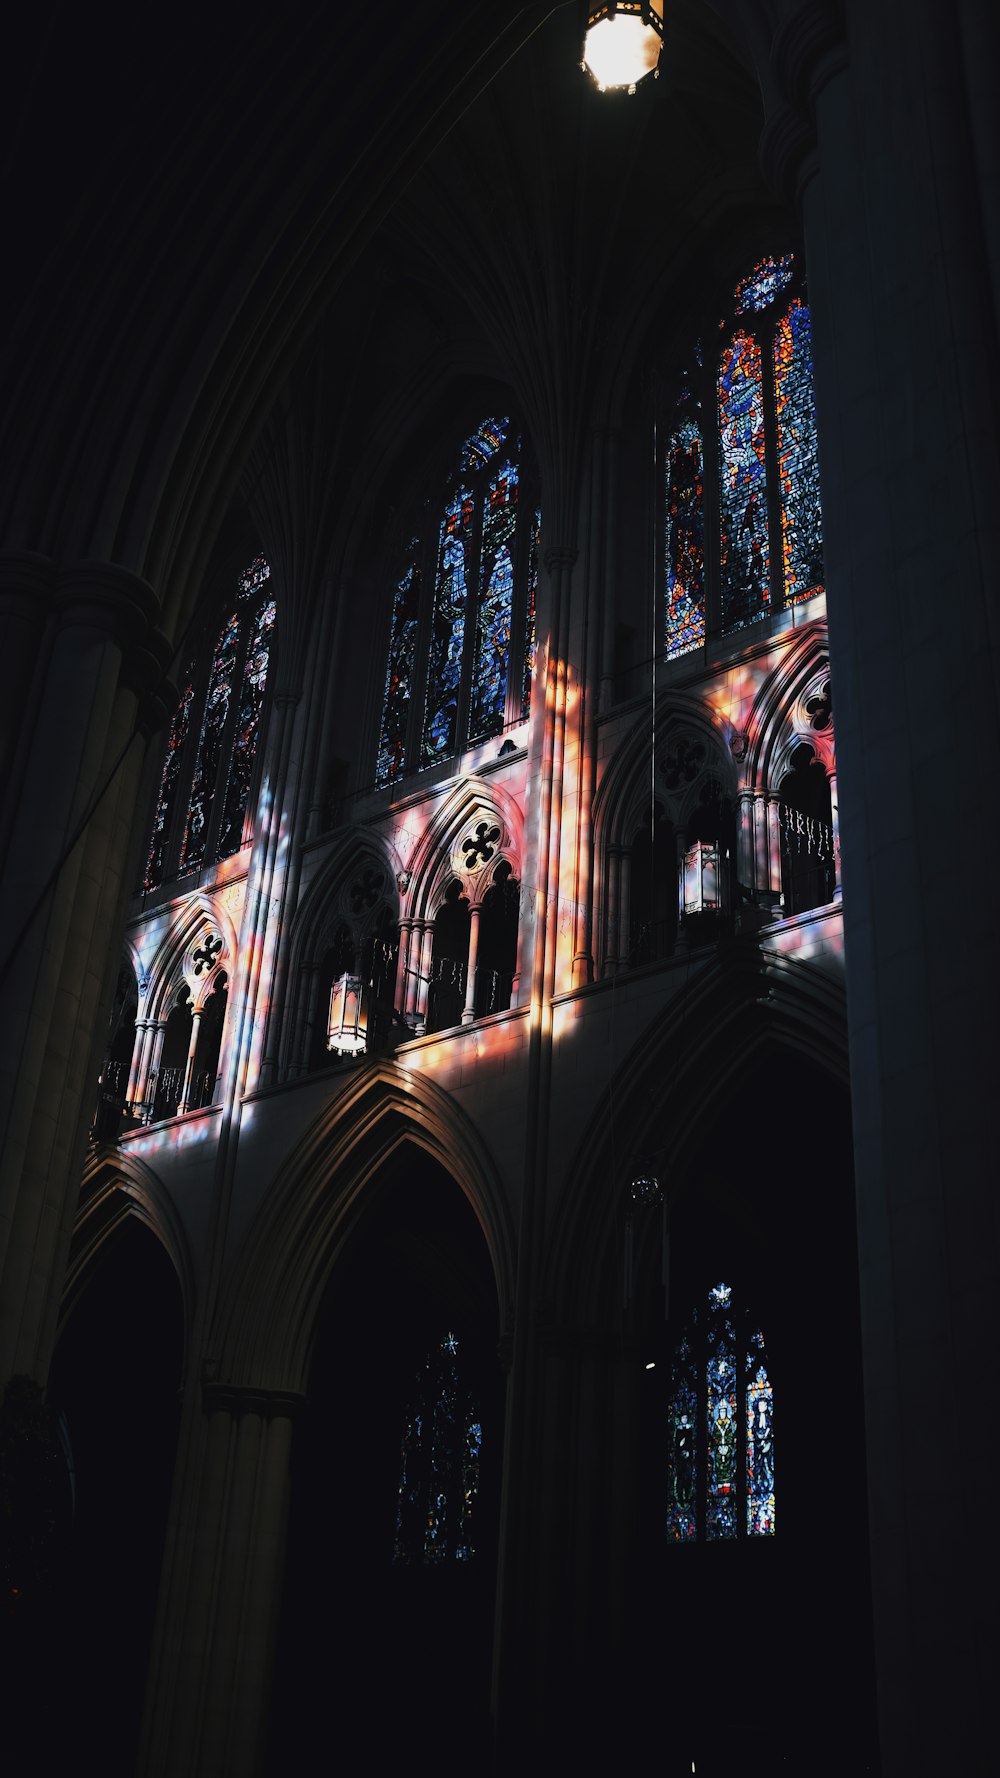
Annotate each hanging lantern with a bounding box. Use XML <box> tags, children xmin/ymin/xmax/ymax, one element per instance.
<box><xmin>583</xmin><ymin>2</ymin><xmax>664</xmax><ymax>93</ymax></box>
<box><xmin>682</xmin><ymin>838</ymin><xmax>725</xmax><ymax>917</ymax></box>
<box><xmin>327</xmin><ymin>972</ymin><xmax>367</xmax><ymax>1056</ymax></box>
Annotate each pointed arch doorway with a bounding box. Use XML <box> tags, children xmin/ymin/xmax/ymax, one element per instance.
<box><xmin>266</xmin><ymin>1146</ymin><xmax>504</xmax><ymax>1770</ymax></box>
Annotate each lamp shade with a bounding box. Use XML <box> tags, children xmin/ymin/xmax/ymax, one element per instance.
<box><xmin>327</xmin><ymin>972</ymin><xmax>367</xmax><ymax>1056</ymax></box>
<box><xmin>682</xmin><ymin>839</ymin><xmax>723</xmax><ymax>917</ymax></box>
<box><xmin>583</xmin><ymin>2</ymin><xmax>664</xmax><ymax>92</ymax></box>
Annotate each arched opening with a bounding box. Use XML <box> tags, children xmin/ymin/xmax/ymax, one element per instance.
<box><xmin>628</xmin><ymin>803</ymin><xmax>676</xmax><ymax>965</ymax></box>
<box><xmin>93</xmin><ymin>960</ymin><xmax>138</xmax><ymax>1141</ymax></box>
<box><xmin>427</xmin><ymin>880</ymin><xmax>470</xmax><ymax>1033</ymax></box>
<box><xmin>779</xmin><ymin>743</ymin><xmax>835</xmax><ymax>915</ymax></box>
<box><xmin>35</xmin><ymin>1217</ymin><xmax>184</xmax><ymax>1778</ymax></box>
<box><xmin>190</xmin><ymin>970</ymin><xmax>227</xmax><ymax>1108</ymax></box>
<box><xmin>475</xmin><ymin>859</ymin><xmax>519</xmax><ymax>1015</ymax></box>
<box><xmin>152</xmin><ymin>984</ymin><xmax>192</xmax><ymax>1120</ymax></box>
<box><xmin>267</xmin><ymin>1149</ymin><xmax>503</xmax><ymax>1771</ymax></box>
<box><xmin>622</xmin><ymin>1045</ymin><xmax>877</xmax><ymax>1776</ymax></box>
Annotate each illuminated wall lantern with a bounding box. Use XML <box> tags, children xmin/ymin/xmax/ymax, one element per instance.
<box><xmin>583</xmin><ymin>2</ymin><xmax>664</xmax><ymax>93</ymax></box>
<box><xmin>327</xmin><ymin>973</ymin><xmax>367</xmax><ymax>1057</ymax></box>
<box><xmin>682</xmin><ymin>839</ymin><xmax>725</xmax><ymax>918</ymax></box>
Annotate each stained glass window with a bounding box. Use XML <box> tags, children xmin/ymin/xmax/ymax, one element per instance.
<box><xmin>521</xmin><ymin>510</ymin><xmax>540</xmax><ymax>720</ymax></box>
<box><xmin>469</xmin><ymin>460</ymin><xmax>518</xmax><ymax>743</ymax></box>
<box><xmin>394</xmin><ymin>1332</ymin><xmax>482</xmax><ymax>1564</ymax></box>
<box><xmin>773</xmin><ymin>298</ymin><xmax>824</xmax><ymax>604</ymax></box>
<box><xmin>664</xmin><ymin>416</ymin><xmax>705</xmax><ymax>659</ymax></box>
<box><xmin>217</xmin><ymin>591</ymin><xmax>276</xmax><ymax>858</ymax></box>
<box><xmin>718</xmin><ymin>330</ymin><xmax>769</xmax><ymax>630</ymax></box>
<box><xmin>664</xmin><ymin>252</ymin><xmax>824</xmax><ymax>652</ymax></box>
<box><xmin>179</xmin><ymin>608</ymin><xmax>240</xmax><ymax>871</ymax></box>
<box><xmin>423</xmin><ymin>487</ymin><xmax>474</xmax><ymax>767</ymax></box>
<box><xmin>143</xmin><ymin>557</ymin><xmax>275</xmax><ymax>890</ymax></box>
<box><xmin>377</xmin><ymin>552</ymin><xmax>422</xmax><ymax>787</ymax></box>
<box><xmin>144</xmin><ymin>655</ymin><xmax>197</xmax><ymax>890</ymax></box>
<box><xmin>667</xmin><ymin>1282</ymin><xmax>775</xmax><ymax>1542</ymax></box>
<box><xmin>734</xmin><ymin>253</ymin><xmax>795</xmax><ymax>315</ymax></box>
<box><xmin>376</xmin><ymin>416</ymin><xmax>539</xmax><ymax>786</ymax></box>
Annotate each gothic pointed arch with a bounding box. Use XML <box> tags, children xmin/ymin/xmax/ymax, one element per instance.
<box><xmin>69</xmin><ymin>1150</ymin><xmax>195</xmax><ymax>1338</ymax></box>
<box><xmin>402</xmin><ymin>774</ymin><xmax>524</xmax><ymax>920</ymax></box>
<box><xmin>543</xmin><ymin>948</ymin><xmax>849</xmax><ymax>1330</ymax></box>
<box><xmin>212</xmin><ymin>1060</ymin><xmax>515</xmax><ymax>1395</ymax></box>
<box><xmin>143</xmin><ymin>894</ymin><xmax>238</xmax><ymax>1025</ymax></box>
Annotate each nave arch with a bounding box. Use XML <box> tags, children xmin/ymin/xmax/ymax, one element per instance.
<box><xmin>210</xmin><ymin>1059</ymin><xmax>516</xmax><ymax>1396</ymax></box>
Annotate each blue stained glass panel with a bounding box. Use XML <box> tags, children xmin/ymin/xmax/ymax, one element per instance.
<box><xmin>665</xmin><ymin>416</ymin><xmax>705</xmax><ymax>659</ymax></box>
<box><xmin>217</xmin><ymin>591</ymin><xmax>275</xmax><ymax>859</ymax></box>
<box><xmin>774</xmin><ymin>298</ymin><xmax>824</xmax><ymax>605</ymax></box>
<box><xmin>470</xmin><ymin>460</ymin><xmax>519</xmax><ymax>741</ymax></box>
<box><xmin>462</xmin><ymin>415</ymin><xmax>509</xmax><ymax>472</ymax></box>
<box><xmin>718</xmin><ymin>330</ymin><xmax>769</xmax><ymax>630</ymax></box>
<box><xmin>747</xmin><ymin>1356</ymin><xmax>775</xmax><ymax>1536</ymax></box>
<box><xmin>377</xmin><ymin>552</ymin><xmax>422</xmax><ymax>786</ymax></box>
<box><xmin>181</xmin><ymin>609</ymin><xmax>240</xmax><ymax>870</ymax></box>
<box><xmin>734</xmin><ymin>252</ymin><xmax>795</xmax><ymax>314</ymax></box>
<box><xmin>421</xmin><ymin>488</ymin><xmax>473</xmax><ymax>766</ymax></box>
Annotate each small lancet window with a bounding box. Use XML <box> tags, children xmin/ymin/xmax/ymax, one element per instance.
<box><xmin>393</xmin><ymin>1332</ymin><xmax>483</xmax><ymax>1564</ymax></box>
<box><xmin>143</xmin><ymin>557</ymin><xmax>275</xmax><ymax>891</ymax></box>
<box><xmin>667</xmin><ymin>1281</ymin><xmax>775</xmax><ymax>1542</ymax></box>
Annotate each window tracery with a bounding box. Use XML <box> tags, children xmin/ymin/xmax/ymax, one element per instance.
<box><xmin>376</xmin><ymin>417</ymin><xmax>540</xmax><ymax>787</ymax></box>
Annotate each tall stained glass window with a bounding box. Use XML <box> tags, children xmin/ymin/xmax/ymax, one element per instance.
<box><xmin>664</xmin><ymin>415</ymin><xmax>706</xmax><ymax>659</ymax></box>
<box><xmin>143</xmin><ymin>556</ymin><xmax>275</xmax><ymax>891</ymax></box>
<box><xmin>376</xmin><ymin>415</ymin><xmax>540</xmax><ymax>786</ymax></box>
<box><xmin>663</xmin><ymin>251</ymin><xmax>823</xmax><ymax>652</ymax></box>
<box><xmin>394</xmin><ymin>1332</ymin><xmax>482</xmax><ymax>1564</ymax></box>
<box><xmin>667</xmin><ymin>1281</ymin><xmax>775</xmax><ymax>1542</ymax></box>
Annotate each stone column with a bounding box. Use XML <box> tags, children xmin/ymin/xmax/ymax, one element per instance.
<box><xmin>602</xmin><ymin>845</ymin><xmax>622</xmax><ymax>976</ymax></box>
<box><xmin>138</xmin><ymin>1384</ymin><xmax>301</xmax><ymax>1778</ymax></box>
<box><xmin>755</xmin><ymin>4</ymin><xmax>1000</xmax><ymax>1769</ymax></box>
<box><xmin>177</xmin><ymin>1008</ymin><xmax>203</xmax><ymax>1115</ymax></box>
<box><xmin>0</xmin><ymin>557</ymin><xmax>169</xmax><ymax>1382</ymax></box>
<box><xmin>461</xmin><ymin>905</ymin><xmax>481</xmax><ymax>1023</ymax></box>
<box><xmin>414</xmin><ymin>922</ymin><xmax>434</xmax><ymax>1034</ymax></box>
<box><xmin>126</xmin><ymin>1018</ymin><xmax>152</xmax><ymax>1116</ymax></box>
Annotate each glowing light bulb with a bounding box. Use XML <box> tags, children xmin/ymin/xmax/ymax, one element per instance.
<box><xmin>583</xmin><ymin>5</ymin><xmax>663</xmax><ymax>92</ymax></box>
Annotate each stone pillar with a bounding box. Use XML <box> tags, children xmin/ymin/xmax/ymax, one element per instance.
<box><xmin>461</xmin><ymin>905</ymin><xmax>481</xmax><ymax>1023</ymax></box>
<box><xmin>126</xmin><ymin>1018</ymin><xmax>152</xmax><ymax>1116</ymax></box>
<box><xmin>414</xmin><ymin>922</ymin><xmax>434</xmax><ymax>1034</ymax></box>
<box><xmin>177</xmin><ymin>1008</ymin><xmax>203</xmax><ymax>1115</ymax></box>
<box><xmin>0</xmin><ymin>557</ymin><xmax>169</xmax><ymax>1382</ymax></box>
<box><xmin>602</xmin><ymin>846</ymin><xmax>622</xmax><ymax>976</ymax></box>
<box><xmin>755</xmin><ymin>4</ymin><xmax>1000</xmax><ymax>1769</ymax></box>
<box><xmin>138</xmin><ymin>1384</ymin><xmax>301</xmax><ymax>1778</ymax></box>
<box><xmin>142</xmin><ymin>1022</ymin><xmax>166</xmax><ymax>1122</ymax></box>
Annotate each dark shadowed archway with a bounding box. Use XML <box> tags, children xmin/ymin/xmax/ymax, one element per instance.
<box><xmin>266</xmin><ymin>1144</ymin><xmax>504</xmax><ymax>1773</ymax></box>
<box><xmin>36</xmin><ymin>1217</ymin><xmax>184</xmax><ymax>1778</ymax></box>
